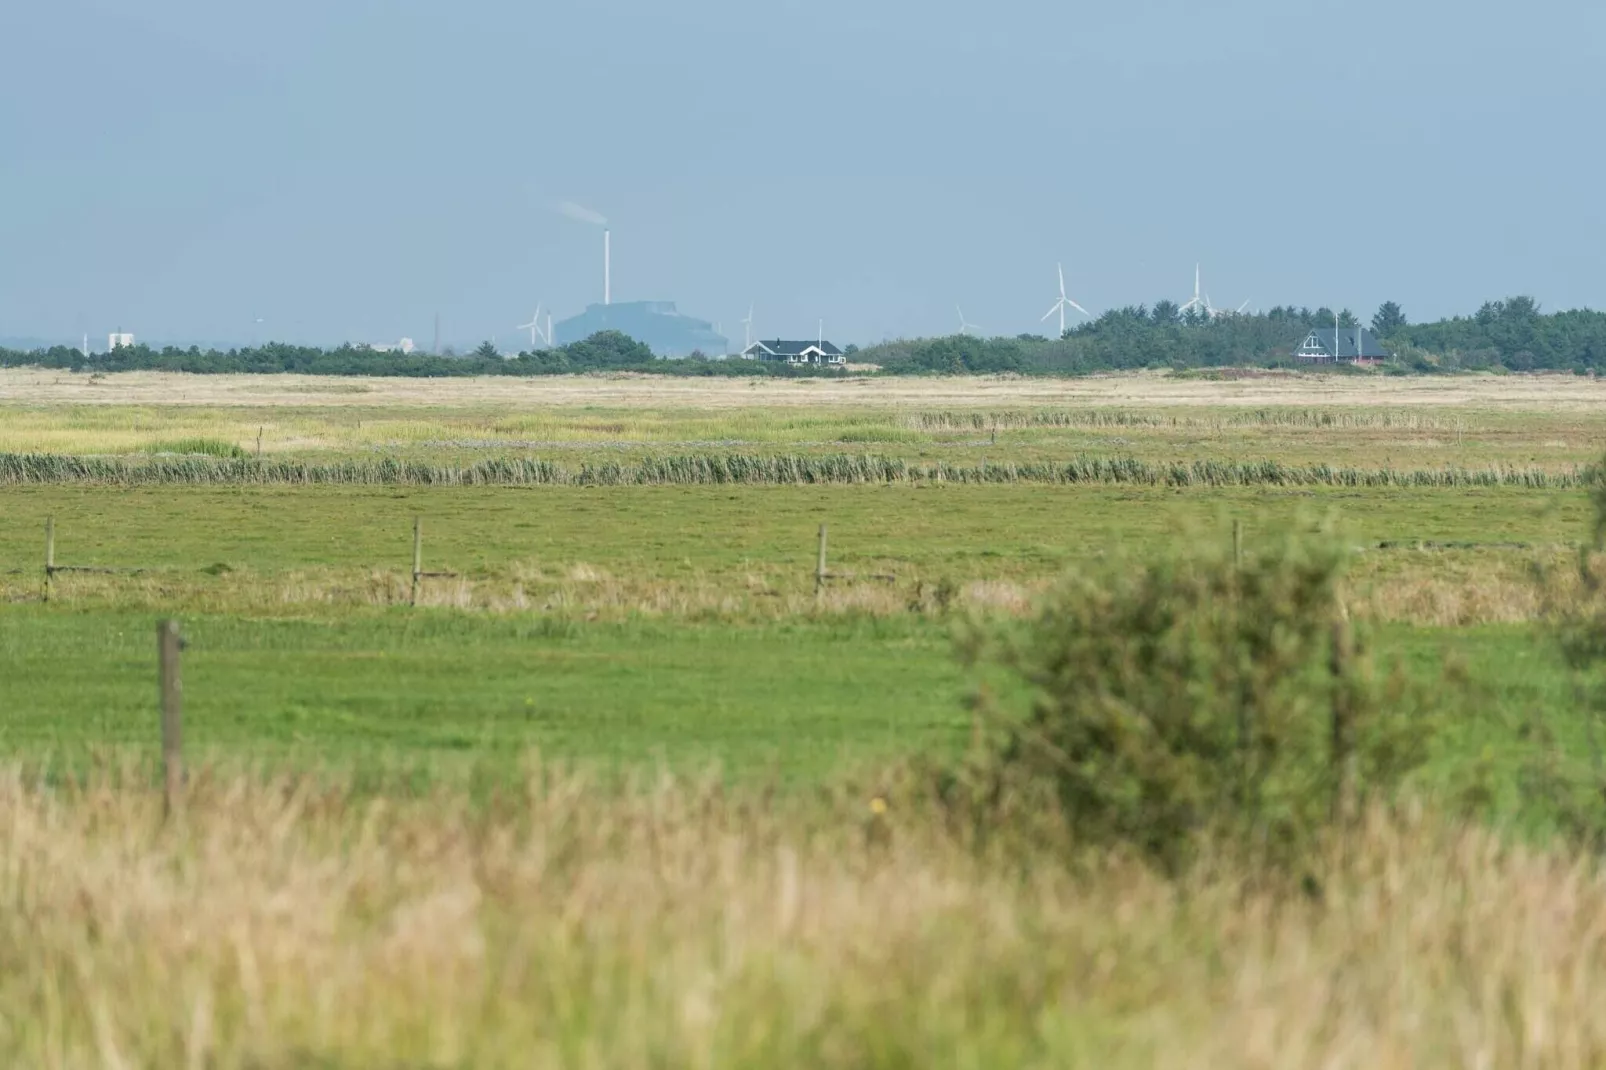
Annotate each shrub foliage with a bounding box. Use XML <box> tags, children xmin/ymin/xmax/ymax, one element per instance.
<box><xmin>962</xmin><ymin>523</ymin><xmax>1433</xmax><ymax>870</ymax></box>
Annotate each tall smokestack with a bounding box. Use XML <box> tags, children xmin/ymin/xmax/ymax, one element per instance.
<box><xmin>604</xmin><ymin>229</ymin><xmax>611</xmax><ymax>306</ymax></box>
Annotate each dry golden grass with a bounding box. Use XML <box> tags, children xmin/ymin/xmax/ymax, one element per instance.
<box><xmin>5</xmin><ymin>369</ymin><xmax>1602</xmax><ymax>471</ymax></box>
<box><xmin>6</xmin><ymin>367</ymin><xmax>1606</xmax><ymax>410</ymax></box>
<box><xmin>3</xmin><ymin>763</ymin><xmax>1605</xmax><ymax>1067</ymax></box>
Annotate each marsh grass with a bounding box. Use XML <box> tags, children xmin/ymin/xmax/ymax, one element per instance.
<box><xmin>0</xmin><ymin>451</ymin><xmax>1585</xmax><ymax>488</ymax></box>
<box><xmin>2</xmin><ymin>761</ymin><xmax>1606</xmax><ymax>1067</ymax></box>
<box><xmin>3</xmin><ymin>378</ymin><xmax>1604</xmax><ymax>472</ymax></box>
<box><xmin>142</xmin><ymin>436</ymin><xmax>248</xmax><ymax>459</ymax></box>
<box><xmin>904</xmin><ymin>407</ymin><xmax>1455</xmax><ymax>431</ymax></box>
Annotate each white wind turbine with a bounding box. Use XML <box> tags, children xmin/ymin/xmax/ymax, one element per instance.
<box><xmin>740</xmin><ymin>304</ymin><xmax>755</xmax><ymax>350</ymax></box>
<box><xmin>517</xmin><ymin>304</ymin><xmax>551</xmax><ymax>348</ymax></box>
<box><xmin>956</xmin><ymin>304</ymin><xmax>982</xmax><ymax>336</ymax></box>
<box><xmin>1180</xmin><ymin>264</ymin><xmax>1251</xmax><ymax>319</ymax></box>
<box><xmin>1041</xmin><ymin>263</ymin><xmax>1090</xmax><ymax>337</ymax></box>
<box><xmin>1179</xmin><ymin>263</ymin><xmax>1214</xmax><ymax>318</ymax></box>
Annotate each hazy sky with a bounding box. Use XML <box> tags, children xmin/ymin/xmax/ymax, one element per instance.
<box><xmin>3</xmin><ymin>0</ymin><xmax>1603</xmax><ymax>348</ymax></box>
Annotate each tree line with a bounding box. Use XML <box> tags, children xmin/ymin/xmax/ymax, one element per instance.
<box><xmin>864</xmin><ymin>298</ymin><xmax>1606</xmax><ymax>375</ymax></box>
<box><xmin>0</xmin><ymin>332</ymin><xmax>842</xmax><ymax>378</ymax></box>
<box><xmin>5</xmin><ymin>297</ymin><xmax>1605</xmax><ymax>377</ymax></box>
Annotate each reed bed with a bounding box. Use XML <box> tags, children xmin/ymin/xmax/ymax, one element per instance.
<box><xmin>905</xmin><ymin>407</ymin><xmax>1453</xmax><ymax>431</ymax></box>
<box><xmin>2</xmin><ymin>762</ymin><xmax>1605</xmax><ymax>1067</ymax></box>
<box><xmin>0</xmin><ymin>452</ymin><xmax>1583</xmax><ymax>489</ymax></box>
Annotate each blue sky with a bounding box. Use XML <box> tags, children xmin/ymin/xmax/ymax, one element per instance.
<box><xmin>3</xmin><ymin>0</ymin><xmax>1603</xmax><ymax>348</ymax></box>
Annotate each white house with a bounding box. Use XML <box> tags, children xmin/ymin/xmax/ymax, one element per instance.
<box><xmin>741</xmin><ymin>339</ymin><xmax>846</xmax><ymax>365</ymax></box>
<box><xmin>1294</xmin><ymin>327</ymin><xmax>1390</xmax><ymax>365</ymax></box>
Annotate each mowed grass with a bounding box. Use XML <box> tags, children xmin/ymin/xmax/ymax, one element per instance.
<box><xmin>0</xmin><ymin>480</ymin><xmax>1594</xmax><ymax>816</ymax></box>
<box><xmin>0</xmin><ymin>484</ymin><xmax>1589</xmax><ymax>585</ymax></box>
<box><xmin>0</xmin><ymin>606</ymin><xmax>1589</xmax><ymax>825</ymax></box>
<box><xmin>0</xmin><ymin>612</ymin><xmax>969</xmax><ymax>779</ymax></box>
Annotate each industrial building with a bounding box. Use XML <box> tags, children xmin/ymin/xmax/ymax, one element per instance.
<box><xmin>551</xmin><ymin>301</ymin><xmax>727</xmax><ymax>358</ymax></box>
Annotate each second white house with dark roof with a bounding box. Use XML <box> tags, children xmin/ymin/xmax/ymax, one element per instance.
<box><xmin>741</xmin><ymin>339</ymin><xmax>847</xmax><ymax>366</ymax></box>
<box><xmin>1294</xmin><ymin>326</ymin><xmax>1391</xmax><ymax>366</ymax></box>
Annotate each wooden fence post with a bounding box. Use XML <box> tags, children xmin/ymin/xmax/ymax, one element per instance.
<box><xmin>411</xmin><ymin>517</ymin><xmax>423</xmax><ymax>607</ymax></box>
<box><xmin>815</xmin><ymin>524</ymin><xmax>828</xmax><ymax>602</ymax></box>
<box><xmin>157</xmin><ymin>619</ymin><xmax>184</xmax><ymax>818</ymax></box>
<box><xmin>44</xmin><ymin>517</ymin><xmax>55</xmax><ymax>602</ymax></box>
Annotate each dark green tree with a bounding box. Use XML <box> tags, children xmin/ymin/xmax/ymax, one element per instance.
<box><xmin>474</xmin><ymin>341</ymin><xmax>500</xmax><ymax>360</ymax></box>
<box><xmin>1371</xmin><ymin>301</ymin><xmax>1407</xmax><ymax>337</ymax></box>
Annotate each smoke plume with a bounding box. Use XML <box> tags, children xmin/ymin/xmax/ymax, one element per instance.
<box><xmin>556</xmin><ymin>200</ymin><xmax>608</xmax><ymax>227</ymax></box>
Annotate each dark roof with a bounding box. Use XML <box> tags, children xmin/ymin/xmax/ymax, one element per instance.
<box><xmin>745</xmin><ymin>339</ymin><xmax>844</xmax><ymax>356</ymax></box>
<box><xmin>1299</xmin><ymin>326</ymin><xmax>1390</xmax><ymax>360</ymax></box>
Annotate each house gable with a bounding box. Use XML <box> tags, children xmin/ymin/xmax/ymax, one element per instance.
<box><xmin>742</xmin><ymin>339</ymin><xmax>846</xmax><ymax>364</ymax></box>
<box><xmin>1295</xmin><ymin>326</ymin><xmax>1389</xmax><ymax>363</ymax></box>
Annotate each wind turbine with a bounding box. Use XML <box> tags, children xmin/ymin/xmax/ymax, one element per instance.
<box><xmin>740</xmin><ymin>304</ymin><xmax>754</xmax><ymax>350</ymax></box>
<box><xmin>1180</xmin><ymin>265</ymin><xmax>1252</xmax><ymax>319</ymax></box>
<box><xmin>1041</xmin><ymin>263</ymin><xmax>1090</xmax><ymax>337</ymax></box>
<box><xmin>517</xmin><ymin>305</ymin><xmax>550</xmax><ymax>348</ymax></box>
<box><xmin>956</xmin><ymin>305</ymin><xmax>982</xmax><ymax>336</ymax></box>
<box><xmin>1179</xmin><ymin>264</ymin><xmax>1215</xmax><ymax>319</ymax></box>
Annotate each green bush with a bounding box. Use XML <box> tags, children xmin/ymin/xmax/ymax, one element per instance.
<box><xmin>143</xmin><ymin>438</ymin><xmax>248</xmax><ymax>459</ymax></box>
<box><xmin>959</xmin><ymin>522</ymin><xmax>1433</xmax><ymax>871</ymax></box>
<box><xmin>1533</xmin><ymin>456</ymin><xmax>1606</xmax><ymax>841</ymax></box>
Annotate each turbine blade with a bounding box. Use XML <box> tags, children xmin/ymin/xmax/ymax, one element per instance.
<box><xmin>1058</xmin><ymin>263</ymin><xmax>1066</xmax><ymax>297</ymax></box>
<box><xmin>1041</xmin><ymin>303</ymin><xmax>1062</xmax><ymax>322</ymax></box>
<box><xmin>1068</xmin><ymin>300</ymin><xmax>1090</xmax><ymax>317</ymax></box>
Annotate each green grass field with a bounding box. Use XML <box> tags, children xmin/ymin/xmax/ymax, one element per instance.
<box><xmin>8</xmin><ymin>372</ymin><xmax>1606</xmax><ymax>1065</ymax></box>
<box><xmin>1</xmin><ymin>482</ymin><xmax>1588</xmax><ymax>589</ymax></box>
<box><xmin>2</xmin><ymin>374</ymin><xmax>1597</xmax><ymax>785</ymax></box>
<box><xmin>0</xmin><ymin>612</ymin><xmax>968</xmax><ymax>778</ymax></box>
<box><xmin>0</xmin><ymin>607</ymin><xmax>1589</xmax><ymax>832</ymax></box>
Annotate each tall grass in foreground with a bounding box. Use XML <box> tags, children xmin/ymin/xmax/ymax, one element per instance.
<box><xmin>0</xmin><ymin>451</ymin><xmax>1583</xmax><ymax>487</ymax></box>
<box><xmin>2</xmin><ymin>762</ymin><xmax>1605</xmax><ymax>1067</ymax></box>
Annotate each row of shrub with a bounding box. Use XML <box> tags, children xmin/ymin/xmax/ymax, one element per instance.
<box><xmin>0</xmin><ymin>452</ymin><xmax>1582</xmax><ymax>489</ymax></box>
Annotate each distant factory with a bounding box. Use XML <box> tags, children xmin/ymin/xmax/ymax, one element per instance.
<box><xmin>552</xmin><ymin>301</ymin><xmax>727</xmax><ymax>358</ymax></box>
